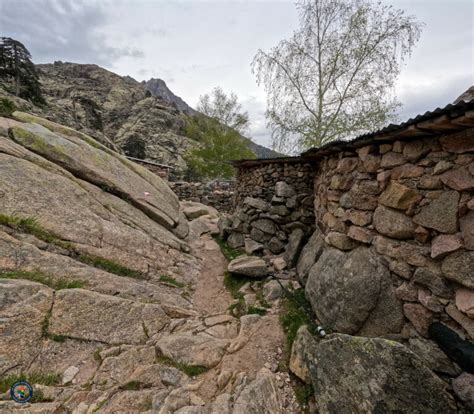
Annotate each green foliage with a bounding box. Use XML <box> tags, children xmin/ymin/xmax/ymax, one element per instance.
<box><xmin>183</xmin><ymin>115</ymin><xmax>255</xmax><ymax>180</ymax></box>
<box><xmin>0</xmin><ymin>372</ymin><xmax>60</xmax><ymax>394</ymax></box>
<box><xmin>119</xmin><ymin>380</ymin><xmax>144</xmax><ymax>391</ymax></box>
<box><xmin>123</xmin><ymin>134</ymin><xmax>146</xmax><ymax>159</ymax></box>
<box><xmin>159</xmin><ymin>275</ymin><xmax>185</xmax><ymax>288</ymax></box>
<box><xmin>30</xmin><ymin>389</ymin><xmax>53</xmax><ymax>403</ymax></box>
<box><xmin>156</xmin><ymin>355</ymin><xmax>208</xmax><ymax>377</ymax></box>
<box><xmin>0</xmin><ymin>37</ymin><xmax>45</xmax><ymax>105</ymax></box>
<box><xmin>293</xmin><ymin>381</ymin><xmax>314</xmax><ymax>410</ymax></box>
<box><xmin>223</xmin><ymin>271</ymin><xmax>253</xmax><ymax>299</ymax></box>
<box><xmin>0</xmin><ymin>213</ymin><xmax>70</xmax><ymax>248</ymax></box>
<box><xmin>41</xmin><ymin>311</ymin><xmax>67</xmax><ymax>342</ymax></box>
<box><xmin>279</xmin><ymin>288</ymin><xmax>316</xmax><ymax>349</ymax></box>
<box><xmin>246</xmin><ymin>305</ymin><xmax>267</xmax><ymax>316</ymax></box>
<box><xmin>0</xmin><ymin>269</ymin><xmax>84</xmax><ymax>290</ymax></box>
<box><xmin>0</xmin><ymin>97</ymin><xmax>16</xmax><ymax>117</ymax></box>
<box><xmin>212</xmin><ymin>235</ymin><xmax>242</xmax><ymax>261</ymax></box>
<box><xmin>77</xmin><ymin>254</ymin><xmax>146</xmax><ymax>280</ymax></box>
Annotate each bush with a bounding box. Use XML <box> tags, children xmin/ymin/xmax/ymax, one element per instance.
<box><xmin>0</xmin><ymin>97</ymin><xmax>16</xmax><ymax>117</ymax></box>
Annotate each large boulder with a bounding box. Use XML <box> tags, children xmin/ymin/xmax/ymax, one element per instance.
<box><xmin>307</xmin><ymin>334</ymin><xmax>456</xmax><ymax>413</ymax></box>
<box><xmin>181</xmin><ymin>200</ymin><xmax>218</xmax><ymax>220</ymax></box>
<box><xmin>296</xmin><ymin>228</ymin><xmax>325</xmax><ymax>285</ymax></box>
<box><xmin>49</xmin><ymin>289</ymin><xmax>170</xmax><ymax>344</ymax></box>
<box><xmin>283</xmin><ymin>228</ymin><xmax>305</xmax><ymax>267</ymax></box>
<box><xmin>228</xmin><ymin>256</ymin><xmax>268</xmax><ymax>278</ymax></box>
<box><xmin>306</xmin><ymin>247</ymin><xmax>403</xmax><ymax>335</ymax></box>
<box><xmin>9</xmin><ymin>119</ymin><xmax>180</xmax><ymax>230</ymax></box>
<box><xmin>232</xmin><ymin>369</ymin><xmax>283</xmax><ymax>414</ymax></box>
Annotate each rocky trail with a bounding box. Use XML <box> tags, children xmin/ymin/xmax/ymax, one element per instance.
<box><xmin>0</xmin><ymin>111</ymin><xmax>302</xmax><ymax>413</ymax></box>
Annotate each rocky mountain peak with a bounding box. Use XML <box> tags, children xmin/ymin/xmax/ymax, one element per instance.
<box><xmin>143</xmin><ymin>77</ymin><xmax>196</xmax><ymax>115</ymax></box>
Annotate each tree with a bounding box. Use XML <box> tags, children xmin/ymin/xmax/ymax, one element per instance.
<box><xmin>252</xmin><ymin>0</ymin><xmax>423</xmax><ymax>153</ymax></box>
<box><xmin>197</xmin><ymin>87</ymin><xmax>249</xmax><ymax>134</ymax></box>
<box><xmin>0</xmin><ymin>37</ymin><xmax>45</xmax><ymax>105</ymax></box>
<box><xmin>184</xmin><ymin>115</ymin><xmax>255</xmax><ymax>180</ymax></box>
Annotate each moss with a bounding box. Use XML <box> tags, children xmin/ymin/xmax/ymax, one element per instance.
<box><xmin>246</xmin><ymin>305</ymin><xmax>267</xmax><ymax>316</ymax></box>
<box><xmin>0</xmin><ymin>372</ymin><xmax>60</xmax><ymax>394</ymax></box>
<box><xmin>77</xmin><ymin>254</ymin><xmax>146</xmax><ymax>279</ymax></box>
<box><xmin>0</xmin><ymin>97</ymin><xmax>17</xmax><ymax>117</ymax></box>
<box><xmin>0</xmin><ymin>213</ymin><xmax>71</xmax><ymax>248</ymax></box>
<box><xmin>223</xmin><ymin>271</ymin><xmax>253</xmax><ymax>299</ymax></box>
<box><xmin>279</xmin><ymin>288</ymin><xmax>316</xmax><ymax>349</ymax></box>
<box><xmin>212</xmin><ymin>235</ymin><xmax>242</xmax><ymax>261</ymax></box>
<box><xmin>92</xmin><ymin>399</ymin><xmax>107</xmax><ymax>413</ymax></box>
<box><xmin>159</xmin><ymin>275</ymin><xmax>185</xmax><ymax>288</ymax></box>
<box><xmin>0</xmin><ymin>270</ymin><xmax>84</xmax><ymax>290</ymax></box>
<box><xmin>9</xmin><ymin>126</ymin><xmax>67</xmax><ymax>158</ymax></box>
<box><xmin>155</xmin><ymin>355</ymin><xmax>208</xmax><ymax>377</ymax></box>
<box><xmin>41</xmin><ymin>310</ymin><xmax>67</xmax><ymax>342</ymax></box>
<box><xmin>292</xmin><ymin>380</ymin><xmax>314</xmax><ymax>411</ymax></box>
<box><xmin>119</xmin><ymin>380</ymin><xmax>145</xmax><ymax>391</ymax></box>
<box><xmin>93</xmin><ymin>348</ymin><xmax>103</xmax><ymax>363</ymax></box>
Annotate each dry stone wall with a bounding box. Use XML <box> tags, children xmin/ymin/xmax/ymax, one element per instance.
<box><xmin>303</xmin><ymin>128</ymin><xmax>474</xmax><ymax>344</ymax></box>
<box><xmin>169</xmin><ymin>181</ymin><xmax>235</xmax><ymax>213</ymax></box>
<box><xmin>224</xmin><ymin>161</ymin><xmax>316</xmax><ymax>260</ymax></box>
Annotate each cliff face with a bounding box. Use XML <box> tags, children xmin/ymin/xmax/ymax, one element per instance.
<box><xmin>6</xmin><ymin>62</ymin><xmax>279</xmax><ymax>176</ymax></box>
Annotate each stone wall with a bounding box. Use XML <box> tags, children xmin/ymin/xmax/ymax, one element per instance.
<box><xmin>301</xmin><ymin>128</ymin><xmax>473</xmax><ymax>344</ymax></box>
<box><xmin>169</xmin><ymin>181</ymin><xmax>234</xmax><ymax>213</ymax></box>
<box><xmin>223</xmin><ymin>161</ymin><xmax>316</xmax><ymax>264</ymax></box>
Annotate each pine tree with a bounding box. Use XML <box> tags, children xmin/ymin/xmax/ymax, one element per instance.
<box><xmin>0</xmin><ymin>37</ymin><xmax>45</xmax><ymax>105</ymax></box>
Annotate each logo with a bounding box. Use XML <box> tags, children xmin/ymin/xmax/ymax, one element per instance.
<box><xmin>10</xmin><ymin>381</ymin><xmax>33</xmax><ymax>404</ymax></box>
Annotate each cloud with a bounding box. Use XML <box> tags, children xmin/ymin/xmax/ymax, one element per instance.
<box><xmin>0</xmin><ymin>0</ymin><xmax>144</xmax><ymax>66</ymax></box>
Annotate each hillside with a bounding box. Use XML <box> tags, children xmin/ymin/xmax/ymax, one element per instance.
<box><xmin>0</xmin><ymin>111</ymin><xmax>296</xmax><ymax>413</ymax></box>
<box><xmin>1</xmin><ymin>61</ymin><xmax>278</xmax><ymax>176</ymax></box>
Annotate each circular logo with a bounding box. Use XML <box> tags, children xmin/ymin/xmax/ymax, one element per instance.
<box><xmin>10</xmin><ymin>381</ymin><xmax>33</xmax><ymax>404</ymax></box>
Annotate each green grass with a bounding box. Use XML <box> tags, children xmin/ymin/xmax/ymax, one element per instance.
<box><xmin>156</xmin><ymin>355</ymin><xmax>208</xmax><ymax>377</ymax></box>
<box><xmin>247</xmin><ymin>305</ymin><xmax>267</xmax><ymax>316</ymax></box>
<box><xmin>279</xmin><ymin>288</ymin><xmax>316</xmax><ymax>349</ymax></box>
<box><xmin>0</xmin><ymin>97</ymin><xmax>16</xmax><ymax>118</ymax></box>
<box><xmin>223</xmin><ymin>271</ymin><xmax>254</xmax><ymax>298</ymax></box>
<box><xmin>159</xmin><ymin>275</ymin><xmax>185</xmax><ymax>288</ymax></box>
<box><xmin>77</xmin><ymin>254</ymin><xmax>146</xmax><ymax>280</ymax></box>
<box><xmin>212</xmin><ymin>235</ymin><xmax>242</xmax><ymax>261</ymax></box>
<box><xmin>92</xmin><ymin>400</ymin><xmax>107</xmax><ymax>413</ymax></box>
<box><xmin>293</xmin><ymin>381</ymin><xmax>314</xmax><ymax>411</ymax></box>
<box><xmin>0</xmin><ymin>214</ymin><xmax>71</xmax><ymax>248</ymax></box>
<box><xmin>41</xmin><ymin>311</ymin><xmax>67</xmax><ymax>342</ymax></box>
<box><xmin>0</xmin><ymin>372</ymin><xmax>60</xmax><ymax>394</ymax></box>
<box><xmin>0</xmin><ymin>270</ymin><xmax>84</xmax><ymax>290</ymax></box>
<box><xmin>119</xmin><ymin>380</ymin><xmax>147</xmax><ymax>391</ymax></box>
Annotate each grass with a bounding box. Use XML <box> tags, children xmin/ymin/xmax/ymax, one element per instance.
<box><xmin>41</xmin><ymin>311</ymin><xmax>67</xmax><ymax>343</ymax></box>
<box><xmin>279</xmin><ymin>288</ymin><xmax>316</xmax><ymax>349</ymax></box>
<box><xmin>223</xmin><ymin>271</ymin><xmax>253</xmax><ymax>298</ymax></box>
<box><xmin>77</xmin><ymin>254</ymin><xmax>146</xmax><ymax>280</ymax></box>
<box><xmin>212</xmin><ymin>235</ymin><xmax>242</xmax><ymax>261</ymax></box>
<box><xmin>0</xmin><ymin>214</ymin><xmax>71</xmax><ymax>249</ymax></box>
<box><xmin>119</xmin><ymin>380</ymin><xmax>148</xmax><ymax>391</ymax></box>
<box><xmin>0</xmin><ymin>270</ymin><xmax>84</xmax><ymax>290</ymax></box>
<box><xmin>293</xmin><ymin>381</ymin><xmax>314</xmax><ymax>411</ymax></box>
<box><xmin>92</xmin><ymin>400</ymin><xmax>107</xmax><ymax>413</ymax></box>
<box><xmin>156</xmin><ymin>355</ymin><xmax>208</xmax><ymax>377</ymax></box>
<box><xmin>0</xmin><ymin>372</ymin><xmax>60</xmax><ymax>394</ymax></box>
<box><xmin>159</xmin><ymin>275</ymin><xmax>185</xmax><ymax>288</ymax></box>
<box><xmin>0</xmin><ymin>97</ymin><xmax>16</xmax><ymax>117</ymax></box>
<box><xmin>246</xmin><ymin>305</ymin><xmax>267</xmax><ymax>316</ymax></box>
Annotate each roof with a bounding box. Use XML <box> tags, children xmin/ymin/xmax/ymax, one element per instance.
<box><xmin>229</xmin><ymin>155</ymin><xmax>315</xmax><ymax>167</ymax></box>
<box><xmin>126</xmin><ymin>156</ymin><xmax>174</xmax><ymax>170</ymax></box>
<box><xmin>231</xmin><ymin>99</ymin><xmax>474</xmax><ymax>167</ymax></box>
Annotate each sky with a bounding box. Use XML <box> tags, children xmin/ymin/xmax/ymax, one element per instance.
<box><xmin>1</xmin><ymin>0</ymin><xmax>473</xmax><ymax>147</ymax></box>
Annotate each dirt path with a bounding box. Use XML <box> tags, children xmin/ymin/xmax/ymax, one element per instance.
<box><xmin>191</xmin><ymin>235</ymin><xmax>233</xmax><ymax>316</ymax></box>
<box><xmin>189</xmin><ymin>232</ymin><xmax>300</xmax><ymax>411</ymax></box>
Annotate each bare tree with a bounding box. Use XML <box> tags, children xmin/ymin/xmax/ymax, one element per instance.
<box><xmin>252</xmin><ymin>0</ymin><xmax>423</xmax><ymax>153</ymax></box>
<box><xmin>197</xmin><ymin>87</ymin><xmax>249</xmax><ymax>134</ymax></box>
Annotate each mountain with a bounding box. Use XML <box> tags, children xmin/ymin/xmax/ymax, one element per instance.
<box><xmin>454</xmin><ymin>85</ymin><xmax>474</xmax><ymax>104</ymax></box>
<box><xmin>1</xmin><ymin>61</ymin><xmax>278</xmax><ymax>175</ymax></box>
<box><xmin>143</xmin><ymin>78</ymin><xmax>196</xmax><ymax>115</ymax></box>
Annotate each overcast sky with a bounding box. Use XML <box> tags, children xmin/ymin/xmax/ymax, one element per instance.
<box><xmin>1</xmin><ymin>0</ymin><xmax>473</xmax><ymax>147</ymax></box>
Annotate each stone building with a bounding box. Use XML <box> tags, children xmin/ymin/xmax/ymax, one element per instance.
<box><xmin>226</xmin><ymin>98</ymin><xmax>474</xmax><ymax>345</ymax></box>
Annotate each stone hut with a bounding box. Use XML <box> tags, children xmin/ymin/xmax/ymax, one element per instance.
<box><xmin>126</xmin><ymin>156</ymin><xmax>173</xmax><ymax>180</ymax></box>
<box><xmin>226</xmin><ymin>98</ymin><xmax>474</xmax><ymax>345</ymax></box>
